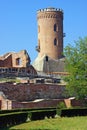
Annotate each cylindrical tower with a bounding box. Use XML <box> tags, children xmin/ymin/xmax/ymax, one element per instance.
<box><xmin>36</xmin><ymin>7</ymin><xmax>64</xmax><ymax>60</ymax></box>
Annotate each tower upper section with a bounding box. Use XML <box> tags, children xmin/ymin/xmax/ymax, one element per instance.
<box><xmin>36</xmin><ymin>7</ymin><xmax>64</xmax><ymax>60</ymax></box>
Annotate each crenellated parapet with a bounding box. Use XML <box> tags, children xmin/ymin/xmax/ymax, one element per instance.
<box><xmin>37</xmin><ymin>7</ymin><xmax>63</xmax><ymax>13</ymax></box>
<box><xmin>37</xmin><ymin>7</ymin><xmax>63</xmax><ymax>20</ymax></box>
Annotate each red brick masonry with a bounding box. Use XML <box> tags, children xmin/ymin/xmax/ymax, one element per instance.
<box><xmin>0</xmin><ymin>83</ymin><xmax>65</xmax><ymax>101</ymax></box>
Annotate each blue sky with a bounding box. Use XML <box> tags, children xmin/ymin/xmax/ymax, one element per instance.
<box><xmin>0</xmin><ymin>0</ymin><xmax>87</xmax><ymax>63</ymax></box>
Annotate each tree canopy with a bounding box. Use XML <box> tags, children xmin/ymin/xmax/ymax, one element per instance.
<box><xmin>64</xmin><ymin>37</ymin><xmax>87</xmax><ymax>99</ymax></box>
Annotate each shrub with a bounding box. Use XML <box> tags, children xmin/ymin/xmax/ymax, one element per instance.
<box><xmin>31</xmin><ymin>110</ymin><xmax>56</xmax><ymax>120</ymax></box>
<box><xmin>61</xmin><ymin>108</ymin><xmax>87</xmax><ymax>117</ymax></box>
<box><xmin>0</xmin><ymin>112</ymin><xmax>30</xmax><ymax>128</ymax></box>
<box><xmin>56</xmin><ymin>101</ymin><xmax>66</xmax><ymax>116</ymax></box>
<box><xmin>0</xmin><ymin>107</ymin><xmax>57</xmax><ymax>128</ymax></box>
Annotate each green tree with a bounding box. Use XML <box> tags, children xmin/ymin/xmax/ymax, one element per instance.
<box><xmin>64</xmin><ymin>37</ymin><xmax>87</xmax><ymax>99</ymax></box>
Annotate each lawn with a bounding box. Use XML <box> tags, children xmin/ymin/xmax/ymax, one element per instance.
<box><xmin>9</xmin><ymin>116</ymin><xmax>87</xmax><ymax>130</ymax></box>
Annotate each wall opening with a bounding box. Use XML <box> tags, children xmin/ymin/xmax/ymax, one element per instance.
<box><xmin>45</xmin><ymin>56</ymin><xmax>48</xmax><ymax>62</ymax></box>
<box><xmin>54</xmin><ymin>24</ymin><xmax>57</xmax><ymax>31</ymax></box>
<box><xmin>16</xmin><ymin>58</ymin><xmax>22</xmax><ymax>66</ymax></box>
<box><xmin>54</xmin><ymin>38</ymin><xmax>57</xmax><ymax>46</ymax></box>
<box><xmin>54</xmin><ymin>24</ymin><xmax>58</xmax><ymax>32</ymax></box>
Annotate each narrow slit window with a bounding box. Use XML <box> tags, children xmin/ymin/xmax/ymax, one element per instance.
<box><xmin>54</xmin><ymin>38</ymin><xmax>57</xmax><ymax>46</ymax></box>
<box><xmin>54</xmin><ymin>24</ymin><xmax>57</xmax><ymax>31</ymax></box>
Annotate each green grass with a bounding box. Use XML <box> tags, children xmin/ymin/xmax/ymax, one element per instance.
<box><xmin>9</xmin><ymin>116</ymin><xmax>87</xmax><ymax>130</ymax></box>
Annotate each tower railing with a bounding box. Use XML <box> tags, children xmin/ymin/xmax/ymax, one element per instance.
<box><xmin>35</xmin><ymin>46</ymin><xmax>40</xmax><ymax>52</ymax></box>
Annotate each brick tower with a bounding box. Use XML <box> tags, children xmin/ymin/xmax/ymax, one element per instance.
<box><xmin>33</xmin><ymin>7</ymin><xmax>65</xmax><ymax>72</ymax></box>
<box><xmin>36</xmin><ymin>7</ymin><xmax>64</xmax><ymax>60</ymax></box>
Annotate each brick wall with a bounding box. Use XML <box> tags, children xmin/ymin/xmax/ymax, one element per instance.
<box><xmin>11</xmin><ymin>99</ymin><xmax>77</xmax><ymax>109</ymax></box>
<box><xmin>0</xmin><ymin>50</ymin><xmax>30</xmax><ymax>68</ymax></box>
<box><xmin>37</xmin><ymin>8</ymin><xmax>63</xmax><ymax>59</ymax></box>
<box><xmin>0</xmin><ymin>55</ymin><xmax>12</xmax><ymax>67</ymax></box>
<box><xmin>12</xmin><ymin>99</ymin><xmax>64</xmax><ymax>109</ymax></box>
<box><xmin>3</xmin><ymin>55</ymin><xmax>12</xmax><ymax>67</ymax></box>
<box><xmin>12</xmin><ymin>50</ymin><xmax>30</xmax><ymax>68</ymax></box>
<box><xmin>71</xmin><ymin>99</ymin><xmax>87</xmax><ymax>107</ymax></box>
<box><xmin>0</xmin><ymin>83</ymin><xmax>65</xmax><ymax>101</ymax></box>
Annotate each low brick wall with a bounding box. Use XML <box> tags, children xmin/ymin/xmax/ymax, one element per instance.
<box><xmin>71</xmin><ymin>99</ymin><xmax>87</xmax><ymax>107</ymax></box>
<box><xmin>12</xmin><ymin>99</ymin><xmax>74</xmax><ymax>109</ymax></box>
<box><xmin>12</xmin><ymin>99</ymin><xmax>64</xmax><ymax>109</ymax></box>
<box><xmin>0</xmin><ymin>83</ymin><xmax>65</xmax><ymax>101</ymax></box>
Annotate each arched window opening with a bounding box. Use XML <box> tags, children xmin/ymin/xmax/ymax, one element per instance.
<box><xmin>45</xmin><ymin>56</ymin><xmax>48</xmax><ymax>62</ymax></box>
<box><xmin>54</xmin><ymin>24</ymin><xmax>57</xmax><ymax>31</ymax></box>
<box><xmin>54</xmin><ymin>38</ymin><xmax>57</xmax><ymax>46</ymax></box>
<box><xmin>54</xmin><ymin>24</ymin><xmax>58</xmax><ymax>32</ymax></box>
<box><xmin>16</xmin><ymin>58</ymin><xmax>22</xmax><ymax>66</ymax></box>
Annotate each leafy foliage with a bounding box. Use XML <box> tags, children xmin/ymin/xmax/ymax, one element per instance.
<box><xmin>64</xmin><ymin>37</ymin><xmax>87</xmax><ymax>99</ymax></box>
<box><xmin>56</xmin><ymin>101</ymin><xmax>66</xmax><ymax>116</ymax></box>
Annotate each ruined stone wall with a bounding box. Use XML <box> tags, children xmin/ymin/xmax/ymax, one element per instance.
<box><xmin>0</xmin><ymin>50</ymin><xmax>37</xmax><ymax>76</ymax></box>
<box><xmin>0</xmin><ymin>50</ymin><xmax>30</xmax><ymax>68</ymax></box>
<box><xmin>12</xmin><ymin>50</ymin><xmax>30</xmax><ymax>68</ymax></box>
<box><xmin>0</xmin><ymin>54</ymin><xmax>12</xmax><ymax>67</ymax></box>
<box><xmin>0</xmin><ymin>83</ymin><xmax>65</xmax><ymax>101</ymax></box>
<box><xmin>0</xmin><ymin>60</ymin><xmax>3</xmax><ymax>67</ymax></box>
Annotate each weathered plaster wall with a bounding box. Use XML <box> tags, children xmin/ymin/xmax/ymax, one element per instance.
<box><xmin>0</xmin><ymin>95</ymin><xmax>12</xmax><ymax>110</ymax></box>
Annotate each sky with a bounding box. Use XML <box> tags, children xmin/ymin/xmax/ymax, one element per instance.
<box><xmin>0</xmin><ymin>0</ymin><xmax>87</xmax><ymax>63</ymax></box>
